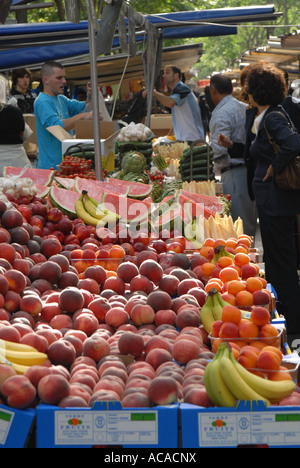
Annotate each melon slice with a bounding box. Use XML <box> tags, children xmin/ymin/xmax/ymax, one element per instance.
<box><xmin>49</xmin><ymin>186</ymin><xmax>80</xmax><ymax>219</ymax></box>
<box><xmin>35</xmin><ymin>185</ymin><xmax>51</xmax><ymax>198</ymax></box>
<box><xmin>106</xmin><ymin>177</ymin><xmax>152</xmax><ymax>199</ymax></box>
<box><xmin>3</xmin><ymin>166</ymin><xmax>55</xmax><ymax>186</ymax></box>
<box><xmin>153</xmin><ymin>202</ymin><xmax>190</xmax><ymax>233</ymax></box>
<box><xmin>74</xmin><ymin>177</ymin><xmax>129</xmax><ymax>200</ymax></box>
<box><xmin>54</xmin><ymin>176</ymin><xmax>75</xmax><ymax>190</ymax></box>
<box><xmin>177</xmin><ymin>193</ymin><xmax>215</xmax><ymax>220</ymax></box>
<box><xmin>102</xmin><ymin>191</ymin><xmax>151</xmax><ymax>225</ymax></box>
<box><xmin>179</xmin><ymin>189</ymin><xmax>225</xmax><ymax>215</ymax></box>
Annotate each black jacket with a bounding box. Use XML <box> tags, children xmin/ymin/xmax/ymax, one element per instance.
<box><xmin>249</xmin><ymin>105</ymin><xmax>300</xmax><ymax>216</ymax></box>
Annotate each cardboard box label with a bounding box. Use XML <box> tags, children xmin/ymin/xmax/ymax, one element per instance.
<box><xmin>198</xmin><ymin>410</ymin><xmax>300</xmax><ymax>447</ymax></box>
<box><xmin>54</xmin><ymin>410</ymin><xmax>158</xmax><ymax>446</ymax></box>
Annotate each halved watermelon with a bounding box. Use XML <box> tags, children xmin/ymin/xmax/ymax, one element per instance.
<box><xmin>74</xmin><ymin>177</ymin><xmax>129</xmax><ymax>200</ymax></box>
<box><xmin>49</xmin><ymin>186</ymin><xmax>80</xmax><ymax>219</ymax></box>
<box><xmin>102</xmin><ymin>191</ymin><xmax>151</xmax><ymax>224</ymax></box>
<box><xmin>179</xmin><ymin>189</ymin><xmax>225</xmax><ymax>216</ymax></box>
<box><xmin>177</xmin><ymin>193</ymin><xmax>215</xmax><ymax>220</ymax></box>
<box><xmin>35</xmin><ymin>185</ymin><xmax>51</xmax><ymax>198</ymax></box>
<box><xmin>106</xmin><ymin>177</ymin><xmax>152</xmax><ymax>199</ymax></box>
<box><xmin>153</xmin><ymin>202</ymin><xmax>190</xmax><ymax>233</ymax></box>
<box><xmin>3</xmin><ymin>166</ymin><xmax>55</xmax><ymax>186</ymax></box>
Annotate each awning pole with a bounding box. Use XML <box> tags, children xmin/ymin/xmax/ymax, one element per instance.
<box><xmin>87</xmin><ymin>7</ymin><xmax>102</xmax><ymax>181</ymax></box>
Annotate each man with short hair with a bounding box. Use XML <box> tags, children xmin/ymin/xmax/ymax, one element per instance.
<box><xmin>34</xmin><ymin>60</ymin><xmax>95</xmax><ymax>170</ymax></box>
<box><xmin>152</xmin><ymin>65</ymin><xmax>205</xmax><ymax>143</ymax></box>
<box><xmin>209</xmin><ymin>73</ymin><xmax>257</xmax><ymax>237</ymax></box>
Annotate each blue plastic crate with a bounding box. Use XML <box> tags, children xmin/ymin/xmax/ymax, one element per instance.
<box><xmin>180</xmin><ymin>401</ymin><xmax>300</xmax><ymax>448</ymax></box>
<box><xmin>36</xmin><ymin>401</ymin><xmax>179</xmax><ymax>448</ymax></box>
<box><xmin>0</xmin><ymin>404</ymin><xmax>36</xmax><ymax>448</ymax></box>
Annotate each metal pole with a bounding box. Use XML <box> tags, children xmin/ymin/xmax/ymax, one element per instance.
<box><xmin>87</xmin><ymin>9</ymin><xmax>103</xmax><ymax>181</ymax></box>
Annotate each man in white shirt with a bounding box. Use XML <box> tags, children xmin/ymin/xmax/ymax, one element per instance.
<box><xmin>152</xmin><ymin>65</ymin><xmax>205</xmax><ymax>143</ymax></box>
<box><xmin>209</xmin><ymin>73</ymin><xmax>257</xmax><ymax>237</ymax></box>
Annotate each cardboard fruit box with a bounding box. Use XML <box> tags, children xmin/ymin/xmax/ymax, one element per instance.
<box><xmin>0</xmin><ymin>404</ymin><xmax>36</xmax><ymax>448</ymax></box>
<box><xmin>35</xmin><ymin>401</ymin><xmax>179</xmax><ymax>448</ymax></box>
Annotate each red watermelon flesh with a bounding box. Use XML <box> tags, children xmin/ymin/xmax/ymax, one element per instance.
<box><xmin>74</xmin><ymin>177</ymin><xmax>129</xmax><ymax>199</ymax></box>
<box><xmin>54</xmin><ymin>176</ymin><xmax>75</xmax><ymax>190</ymax></box>
<box><xmin>154</xmin><ymin>203</ymin><xmax>190</xmax><ymax>232</ymax></box>
<box><xmin>106</xmin><ymin>177</ymin><xmax>152</xmax><ymax>199</ymax></box>
<box><xmin>3</xmin><ymin>166</ymin><xmax>54</xmax><ymax>186</ymax></box>
<box><xmin>179</xmin><ymin>189</ymin><xmax>225</xmax><ymax>215</ymax></box>
<box><xmin>178</xmin><ymin>194</ymin><xmax>214</xmax><ymax>220</ymax></box>
<box><xmin>102</xmin><ymin>192</ymin><xmax>151</xmax><ymax>224</ymax></box>
<box><xmin>35</xmin><ymin>185</ymin><xmax>51</xmax><ymax>198</ymax></box>
<box><xmin>49</xmin><ymin>186</ymin><xmax>80</xmax><ymax>218</ymax></box>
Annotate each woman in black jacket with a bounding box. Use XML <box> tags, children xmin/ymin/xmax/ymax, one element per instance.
<box><xmin>245</xmin><ymin>63</ymin><xmax>300</xmax><ymax>342</ymax></box>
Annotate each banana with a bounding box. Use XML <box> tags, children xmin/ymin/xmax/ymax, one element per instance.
<box><xmin>84</xmin><ymin>191</ymin><xmax>120</xmax><ymax>225</ymax></box>
<box><xmin>218</xmin><ymin>345</ymin><xmax>271</xmax><ymax>406</ymax></box>
<box><xmin>75</xmin><ymin>194</ymin><xmax>106</xmax><ymax>227</ymax></box>
<box><xmin>205</xmin><ymin>345</ymin><xmax>237</xmax><ymax>407</ymax></box>
<box><xmin>199</xmin><ymin>294</ymin><xmax>216</xmax><ymax>333</ymax></box>
<box><xmin>0</xmin><ymin>339</ymin><xmax>38</xmax><ymax>353</ymax></box>
<box><xmin>0</xmin><ymin>348</ymin><xmax>48</xmax><ymax>367</ymax></box>
<box><xmin>83</xmin><ymin>197</ymin><xmax>107</xmax><ymax>221</ymax></box>
<box><xmin>0</xmin><ymin>352</ymin><xmax>30</xmax><ymax>374</ymax></box>
<box><xmin>228</xmin><ymin>351</ymin><xmax>295</xmax><ymax>403</ymax></box>
<box><xmin>211</xmin><ymin>289</ymin><xmax>224</xmax><ymax>321</ymax></box>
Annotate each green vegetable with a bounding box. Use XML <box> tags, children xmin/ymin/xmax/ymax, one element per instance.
<box><xmin>121</xmin><ymin>151</ymin><xmax>146</xmax><ymax>174</ymax></box>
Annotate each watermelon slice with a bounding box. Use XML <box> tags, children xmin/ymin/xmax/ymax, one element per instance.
<box><xmin>3</xmin><ymin>166</ymin><xmax>54</xmax><ymax>186</ymax></box>
<box><xmin>102</xmin><ymin>191</ymin><xmax>151</xmax><ymax>224</ymax></box>
<box><xmin>153</xmin><ymin>202</ymin><xmax>190</xmax><ymax>233</ymax></box>
<box><xmin>179</xmin><ymin>189</ymin><xmax>225</xmax><ymax>216</ymax></box>
<box><xmin>74</xmin><ymin>177</ymin><xmax>129</xmax><ymax>200</ymax></box>
<box><xmin>35</xmin><ymin>185</ymin><xmax>51</xmax><ymax>198</ymax></box>
<box><xmin>49</xmin><ymin>186</ymin><xmax>80</xmax><ymax>218</ymax></box>
<box><xmin>54</xmin><ymin>176</ymin><xmax>75</xmax><ymax>190</ymax></box>
<box><xmin>106</xmin><ymin>177</ymin><xmax>152</xmax><ymax>199</ymax></box>
<box><xmin>177</xmin><ymin>193</ymin><xmax>215</xmax><ymax>220</ymax></box>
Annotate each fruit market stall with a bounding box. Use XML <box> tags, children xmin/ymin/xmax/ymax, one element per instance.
<box><xmin>0</xmin><ymin>165</ymin><xmax>299</xmax><ymax>448</ymax></box>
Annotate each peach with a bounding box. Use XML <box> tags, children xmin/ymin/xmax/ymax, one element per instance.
<box><xmin>118</xmin><ymin>331</ymin><xmax>144</xmax><ymax>357</ymax></box>
<box><xmin>19</xmin><ymin>294</ymin><xmax>43</xmax><ymax>317</ymax></box>
<box><xmin>4</xmin><ymin>269</ymin><xmax>27</xmax><ymax>294</ymax></box>
<box><xmin>148</xmin><ymin>376</ymin><xmax>179</xmax><ymax>405</ymax></box>
<box><xmin>20</xmin><ymin>333</ymin><xmax>49</xmax><ymax>354</ymax></box>
<box><xmin>58</xmin><ymin>395</ymin><xmax>89</xmax><ymax>408</ymax></box>
<box><xmin>130</xmin><ymin>303</ymin><xmax>155</xmax><ymax>326</ymax></box>
<box><xmin>116</xmin><ymin>261</ymin><xmax>139</xmax><ymax>283</ymax></box>
<box><xmin>211</xmin><ymin>320</ymin><xmax>223</xmax><ymax>338</ymax></box>
<box><xmin>24</xmin><ymin>365</ymin><xmax>52</xmax><ymax>388</ymax></box>
<box><xmin>252</xmin><ymin>289</ymin><xmax>271</xmax><ymax>306</ymax></box>
<box><xmin>1</xmin><ymin>375</ymin><xmax>36</xmax><ymax>409</ymax></box>
<box><xmin>175</xmin><ymin>308</ymin><xmax>201</xmax><ymax>330</ymax></box>
<box><xmin>237</xmin><ymin>348</ymin><xmax>258</xmax><ymax>369</ymax></box>
<box><xmin>94</xmin><ymin>378</ymin><xmax>124</xmax><ymax>399</ymax></box>
<box><xmin>146</xmin><ymin>289</ymin><xmax>172</xmax><ymax>312</ymax></box>
<box><xmin>88</xmin><ymin>297</ymin><xmax>111</xmax><ymax>322</ymax></box>
<box><xmin>250</xmin><ymin>306</ymin><xmax>270</xmax><ymax>326</ymax></box>
<box><xmin>172</xmin><ymin>338</ymin><xmax>200</xmax><ymax>365</ymax></box>
<box><xmin>0</xmin><ymin>363</ymin><xmax>17</xmax><ymax>389</ymax></box>
<box><xmin>59</xmin><ymin>287</ymin><xmax>85</xmax><ymax>314</ymax></box>
<box><xmin>122</xmin><ymin>392</ymin><xmax>151</xmax><ymax>408</ymax></box>
<box><xmin>154</xmin><ymin>309</ymin><xmax>177</xmax><ymax>327</ymax></box>
<box><xmin>82</xmin><ymin>335</ymin><xmax>110</xmax><ymax>362</ymax></box>
<box><xmin>38</xmin><ymin>374</ymin><xmax>70</xmax><ymax>405</ymax></box>
<box><xmin>145</xmin><ymin>348</ymin><xmax>173</xmax><ymax>370</ymax></box>
<box><xmin>50</xmin><ymin>314</ymin><xmax>73</xmax><ymax>331</ymax></box>
<box><xmin>184</xmin><ymin>387</ymin><xmax>213</xmax><ymax>407</ymax></box>
<box><xmin>47</xmin><ymin>339</ymin><xmax>76</xmax><ymax>367</ymax></box>
<box><xmin>73</xmin><ymin>312</ymin><xmax>99</xmax><ymax>336</ymax></box>
<box><xmin>40</xmin><ymin>237</ymin><xmax>62</xmax><ymax>258</ymax></box>
<box><xmin>144</xmin><ymin>335</ymin><xmax>172</xmax><ymax>355</ymax></box>
<box><xmin>0</xmin><ymin>325</ymin><xmax>21</xmax><ymax>343</ymax></box>
<box><xmin>40</xmin><ymin>302</ymin><xmax>62</xmax><ymax>323</ymax></box>
<box><xmin>102</xmin><ymin>276</ymin><xmax>125</xmax><ymax>295</ymax></box>
<box><xmin>69</xmin><ymin>384</ymin><xmax>91</xmax><ymax>404</ymax></box>
<box><xmin>104</xmin><ymin>307</ymin><xmax>130</xmax><ymax>329</ymax></box>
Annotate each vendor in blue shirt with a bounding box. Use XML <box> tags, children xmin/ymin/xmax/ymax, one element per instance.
<box><xmin>34</xmin><ymin>60</ymin><xmax>96</xmax><ymax>170</ymax></box>
<box><xmin>152</xmin><ymin>65</ymin><xmax>205</xmax><ymax>144</ymax></box>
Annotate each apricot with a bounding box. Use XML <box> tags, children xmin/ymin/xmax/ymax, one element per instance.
<box><xmin>217</xmin><ymin>256</ymin><xmax>234</xmax><ymax>269</ymax></box>
<box><xmin>235</xmin><ymin>290</ymin><xmax>254</xmax><ymax>307</ymax></box>
<box><xmin>219</xmin><ymin>321</ymin><xmax>239</xmax><ymax>339</ymax></box>
<box><xmin>245</xmin><ymin>277</ymin><xmax>264</xmax><ymax>293</ymax></box>
<box><xmin>221</xmin><ymin>305</ymin><xmax>242</xmax><ymax>325</ymax></box>
<box><xmin>220</xmin><ymin>292</ymin><xmax>236</xmax><ymax>306</ymax></box>
<box><xmin>250</xmin><ymin>306</ymin><xmax>270</xmax><ymax>326</ymax></box>
<box><xmin>219</xmin><ymin>267</ymin><xmax>239</xmax><ymax>283</ymax></box>
<box><xmin>256</xmin><ymin>349</ymin><xmax>281</xmax><ymax>372</ymax></box>
<box><xmin>259</xmin><ymin>323</ymin><xmax>280</xmax><ymax>346</ymax></box>
<box><xmin>238</xmin><ymin>320</ymin><xmax>259</xmax><ymax>340</ymax></box>
<box><xmin>226</xmin><ymin>280</ymin><xmax>246</xmax><ymax>296</ymax></box>
<box><xmin>234</xmin><ymin>252</ymin><xmax>250</xmax><ymax>267</ymax></box>
<box><xmin>237</xmin><ymin>348</ymin><xmax>258</xmax><ymax>369</ymax></box>
<box><xmin>268</xmin><ymin>366</ymin><xmax>293</xmax><ymax>382</ymax></box>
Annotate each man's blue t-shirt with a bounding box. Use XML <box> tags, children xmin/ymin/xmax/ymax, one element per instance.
<box><xmin>34</xmin><ymin>93</ymin><xmax>85</xmax><ymax>170</ymax></box>
<box><xmin>170</xmin><ymin>81</ymin><xmax>205</xmax><ymax>142</ymax></box>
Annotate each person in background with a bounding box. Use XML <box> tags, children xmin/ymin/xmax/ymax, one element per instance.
<box><xmin>10</xmin><ymin>68</ymin><xmax>36</xmax><ymax>114</ymax></box>
<box><xmin>151</xmin><ymin>65</ymin><xmax>205</xmax><ymax>144</ymax></box>
<box><xmin>209</xmin><ymin>73</ymin><xmax>257</xmax><ymax>237</ymax></box>
<box><xmin>245</xmin><ymin>62</ymin><xmax>300</xmax><ymax>343</ymax></box>
<box><xmin>282</xmin><ymin>71</ymin><xmax>300</xmax><ymax>132</ymax></box>
<box><xmin>34</xmin><ymin>60</ymin><xmax>97</xmax><ymax>170</ymax></box>
<box><xmin>0</xmin><ymin>102</ymin><xmax>32</xmax><ymax>176</ymax></box>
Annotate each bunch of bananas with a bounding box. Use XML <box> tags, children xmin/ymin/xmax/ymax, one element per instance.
<box><xmin>0</xmin><ymin>339</ymin><xmax>48</xmax><ymax>374</ymax></box>
<box><xmin>204</xmin><ymin>342</ymin><xmax>296</xmax><ymax>407</ymax></box>
<box><xmin>200</xmin><ymin>288</ymin><xmax>251</xmax><ymax>334</ymax></box>
<box><xmin>210</xmin><ymin>244</ymin><xmax>235</xmax><ymax>264</ymax></box>
<box><xmin>75</xmin><ymin>191</ymin><xmax>120</xmax><ymax>227</ymax></box>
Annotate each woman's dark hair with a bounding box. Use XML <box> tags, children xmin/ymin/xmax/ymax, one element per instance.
<box><xmin>11</xmin><ymin>68</ymin><xmax>32</xmax><ymax>88</ymax></box>
<box><xmin>245</xmin><ymin>63</ymin><xmax>286</xmax><ymax>106</ymax></box>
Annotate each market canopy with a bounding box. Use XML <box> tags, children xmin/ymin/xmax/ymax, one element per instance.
<box><xmin>0</xmin><ymin>5</ymin><xmax>280</xmax><ymax>72</ymax></box>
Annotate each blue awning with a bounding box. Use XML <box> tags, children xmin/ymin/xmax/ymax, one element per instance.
<box><xmin>0</xmin><ymin>5</ymin><xmax>279</xmax><ymax>71</ymax></box>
